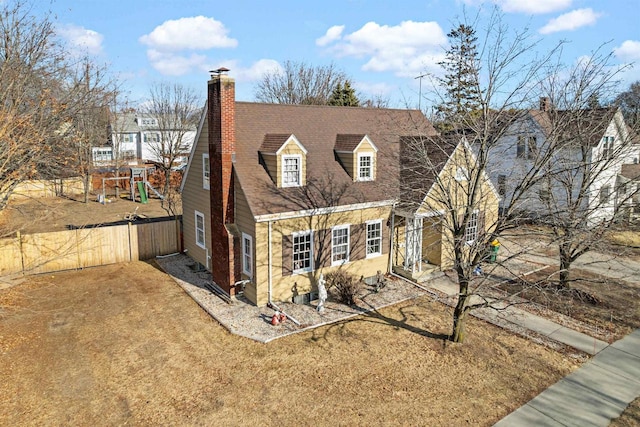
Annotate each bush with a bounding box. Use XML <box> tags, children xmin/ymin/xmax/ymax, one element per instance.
<box><xmin>325</xmin><ymin>270</ymin><xmax>362</xmax><ymax>306</ymax></box>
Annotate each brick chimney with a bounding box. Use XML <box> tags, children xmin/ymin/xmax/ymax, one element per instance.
<box><xmin>208</xmin><ymin>69</ymin><xmax>241</xmax><ymax>295</ymax></box>
<box><xmin>539</xmin><ymin>97</ymin><xmax>551</xmax><ymax>112</ymax></box>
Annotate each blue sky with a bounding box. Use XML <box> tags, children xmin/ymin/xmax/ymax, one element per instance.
<box><xmin>44</xmin><ymin>0</ymin><xmax>640</xmax><ymax>108</ymax></box>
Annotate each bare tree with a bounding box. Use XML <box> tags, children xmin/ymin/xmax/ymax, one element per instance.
<box><xmin>141</xmin><ymin>82</ymin><xmax>201</xmax><ymax>215</ymax></box>
<box><xmin>254</xmin><ymin>60</ymin><xmax>348</xmax><ymax>105</ymax></box>
<box><xmin>0</xmin><ymin>1</ymin><xmax>120</xmax><ymax>210</ymax></box>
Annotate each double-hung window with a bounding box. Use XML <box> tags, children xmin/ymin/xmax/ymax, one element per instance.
<box><xmin>242</xmin><ymin>233</ymin><xmax>253</xmax><ymax>277</ymax></box>
<box><xmin>203</xmin><ymin>153</ymin><xmax>210</xmax><ymax>189</ymax></box>
<box><xmin>516</xmin><ymin>136</ymin><xmax>537</xmax><ymax>159</ymax></box>
<box><xmin>464</xmin><ymin>211</ymin><xmax>479</xmax><ymax>243</ymax></box>
<box><xmin>282</xmin><ymin>155</ymin><xmax>301</xmax><ymax>187</ymax></box>
<box><xmin>195</xmin><ymin>211</ymin><xmax>205</xmax><ymax>249</ymax></box>
<box><xmin>366</xmin><ymin>220</ymin><xmax>382</xmax><ymax>257</ymax></box>
<box><xmin>292</xmin><ymin>231</ymin><xmax>313</xmax><ymax>273</ymax></box>
<box><xmin>600</xmin><ymin>185</ymin><xmax>611</xmax><ymax>204</ymax></box>
<box><xmin>331</xmin><ymin>225</ymin><xmax>350</xmax><ymax>266</ymax></box>
<box><xmin>357</xmin><ymin>153</ymin><xmax>373</xmax><ymax>181</ymax></box>
<box><xmin>602</xmin><ymin>136</ymin><xmax>614</xmax><ymax>159</ymax></box>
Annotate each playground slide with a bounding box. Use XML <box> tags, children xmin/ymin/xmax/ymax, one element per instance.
<box><xmin>137</xmin><ymin>181</ymin><xmax>148</xmax><ymax>204</ymax></box>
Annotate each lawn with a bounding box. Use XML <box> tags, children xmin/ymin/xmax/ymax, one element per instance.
<box><xmin>0</xmin><ymin>261</ymin><xmax>578</xmax><ymax>426</ymax></box>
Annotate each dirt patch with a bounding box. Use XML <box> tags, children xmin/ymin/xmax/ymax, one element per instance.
<box><xmin>0</xmin><ymin>262</ymin><xmax>578</xmax><ymax>426</ymax></box>
<box><xmin>610</xmin><ymin>397</ymin><xmax>640</xmax><ymax>427</ymax></box>
<box><xmin>497</xmin><ymin>266</ymin><xmax>640</xmax><ymax>341</ymax></box>
<box><xmin>0</xmin><ymin>195</ymin><xmax>172</xmax><ymax>236</ymax></box>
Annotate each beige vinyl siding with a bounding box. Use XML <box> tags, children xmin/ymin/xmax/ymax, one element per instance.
<box><xmin>422</xmin><ymin>217</ymin><xmax>442</xmax><ymax>265</ymax></box>
<box><xmin>235</xmin><ymin>174</ymin><xmax>256</xmax><ymax>286</ymax></box>
<box><xmin>261</xmin><ymin>153</ymin><xmax>277</xmax><ymax>184</ymax></box>
<box><xmin>335</xmin><ymin>151</ymin><xmax>354</xmax><ymax>178</ymax></box>
<box><xmin>251</xmin><ymin>205</ymin><xmax>392</xmax><ymax>306</ymax></box>
<box><xmin>182</xmin><ymin>118</ymin><xmax>212</xmax><ymax>270</ymax></box>
<box><xmin>277</xmin><ymin>141</ymin><xmax>307</xmax><ymax>187</ymax></box>
<box><xmin>353</xmin><ymin>139</ymin><xmax>377</xmax><ymax>181</ymax></box>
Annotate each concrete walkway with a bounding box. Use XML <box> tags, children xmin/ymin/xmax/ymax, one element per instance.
<box><xmin>494</xmin><ymin>329</ymin><xmax>640</xmax><ymax>426</ymax></box>
<box><xmin>426</xmin><ymin>278</ymin><xmax>609</xmax><ymax>355</ymax></box>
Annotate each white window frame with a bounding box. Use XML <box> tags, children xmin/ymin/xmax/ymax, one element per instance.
<box><xmin>465</xmin><ymin>210</ymin><xmax>479</xmax><ymax>244</ymax></box>
<box><xmin>455</xmin><ymin>167</ymin><xmax>469</xmax><ymax>181</ymax></box>
<box><xmin>331</xmin><ymin>225</ymin><xmax>350</xmax><ymax>266</ymax></box>
<box><xmin>292</xmin><ymin>230</ymin><xmax>313</xmax><ymax>274</ymax></box>
<box><xmin>366</xmin><ymin>220</ymin><xmax>383</xmax><ymax>258</ymax></box>
<box><xmin>202</xmin><ymin>153</ymin><xmax>210</xmax><ymax>190</ymax></box>
<box><xmin>357</xmin><ymin>153</ymin><xmax>373</xmax><ymax>181</ymax></box>
<box><xmin>242</xmin><ymin>233</ymin><xmax>253</xmax><ymax>278</ymax></box>
<box><xmin>195</xmin><ymin>210</ymin><xmax>206</xmax><ymax>249</ymax></box>
<box><xmin>602</xmin><ymin>136</ymin><xmax>615</xmax><ymax>159</ymax></box>
<box><xmin>282</xmin><ymin>154</ymin><xmax>302</xmax><ymax>187</ymax></box>
<box><xmin>600</xmin><ymin>185</ymin><xmax>611</xmax><ymax>204</ymax></box>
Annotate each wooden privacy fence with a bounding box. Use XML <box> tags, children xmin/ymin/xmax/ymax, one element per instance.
<box><xmin>0</xmin><ymin>219</ymin><xmax>180</xmax><ymax>276</ymax></box>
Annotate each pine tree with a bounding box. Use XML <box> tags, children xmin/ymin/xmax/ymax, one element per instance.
<box><xmin>328</xmin><ymin>80</ymin><xmax>360</xmax><ymax>106</ymax></box>
<box><xmin>437</xmin><ymin>24</ymin><xmax>481</xmax><ymax>120</ymax></box>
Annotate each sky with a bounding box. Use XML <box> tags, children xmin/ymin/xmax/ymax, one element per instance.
<box><xmin>41</xmin><ymin>0</ymin><xmax>640</xmax><ymax>109</ymax></box>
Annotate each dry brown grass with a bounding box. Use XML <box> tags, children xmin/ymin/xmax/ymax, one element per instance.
<box><xmin>0</xmin><ymin>261</ymin><xmax>579</xmax><ymax>426</ymax></box>
<box><xmin>610</xmin><ymin>397</ymin><xmax>640</xmax><ymax>427</ymax></box>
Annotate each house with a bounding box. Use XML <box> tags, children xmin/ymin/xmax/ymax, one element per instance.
<box><xmin>92</xmin><ymin>112</ymin><xmax>196</xmax><ymax>167</ymax></box>
<box><xmin>487</xmin><ymin>98</ymin><xmax>640</xmax><ymax>223</ymax></box>
<box><xmin>180</xmin><ymin>71</ymin><xmax>499</xmax><ymax>306</ymax></box>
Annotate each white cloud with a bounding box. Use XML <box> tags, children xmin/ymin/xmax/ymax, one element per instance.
<box><xmin>496</xmin><ymin>0</ymin><xmax>572</xmax><ymax>14</ymax></box>
<box><xmin>139</xmin><ymin>16</ymin><xmax>237</xmax><ymax>51</ymax></box>
<box><xmin>146</xmin><ymin>49</ymin><xmax>208</xmax><ymax>76</ymax></box>
<box><xmin>316</xmin><ymin>25</ymin><xmax>345</xmax><ymax>47</ymax></box>
<box><xmin>57</xmin><ymin>24</ymin><xmax>104</xmax><ymax>56</ymax></box>
<box><xmin>321</xmin><ymin>20</ymin><xmax>447</xmax><ymax>77</ymax></box>
<box><xmin>234</xmin><ymin>59</ymin><xmax>283</xmax><ymax>81</ymax></box>
<box><xmin>462</xmin><ymin>0</ymin><xmax>571</xmax><ymax>14</ymax></box>
<box><xmin>539</xmin><ymin>8</ymin><xmax>601</xmax><ymax>34</ymax></box>
<box><xmin>614</xmin><ymin>40</ymin><xmax>640</xmax><ymax>62</ymax></box>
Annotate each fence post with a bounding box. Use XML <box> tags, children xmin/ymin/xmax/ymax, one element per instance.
<box><xmin>17</xmin><ymin>230</ymin><xmax>25</xmax><ymax>275</ymax></box>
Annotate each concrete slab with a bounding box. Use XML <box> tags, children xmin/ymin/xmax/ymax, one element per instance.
<box><xmin>591</xmin><ymin>346</ymin><xmax>640</xmax><ymax>383</ymax></box>
<box><xmin>564</xmin><ymin>362</ymin><xmax>640</xmax><ymax>409</ymax></box>
<box><xmin>548</xmin><ymin>326</ymin><xmax>608</xmax><ymax>355</ymax></box>
<box><xmin>610</xmin><ymin>329</ymin><xmax>640</xmax><ymax>355</ymax></box>
<box><xmin>527</xmin><ymin>379</ymin><xmax>624</xmax><ymax>426</ymax></box>
<box><xmin>505</xmin><ymin>309</ymin><xmax>563</xmax><ymax>336</ymax></box>
<box><xmin>493</xmin><ymin>404</ymin><xmax>564</xmax><ymax>427</ymax></box>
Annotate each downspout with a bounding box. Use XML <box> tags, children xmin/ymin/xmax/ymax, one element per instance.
<box><xmin>266</xmin><ymin>219</ymin><xmax>301</xmax><ymax>326</ymax></box>
<box><xmin>268</xmin><ymin>220</ymin><xmax>272</xmax><ymax>304</ymax></box>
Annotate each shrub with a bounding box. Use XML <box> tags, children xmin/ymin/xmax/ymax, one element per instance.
<box><xmin>325</xmin><ymin>270</ymin><xmax>362</xmax><ymax>306</ymax></box>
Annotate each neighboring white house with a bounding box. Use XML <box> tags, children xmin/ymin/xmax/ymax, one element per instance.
<box><xmin>487</xmin><ymin>99</ymin><xmax>640</xmax><ymax>223</ymax></box>
<box><xmin>92</xmin><ymin>112</ymin><xmax>196</xmax><ymax>167</ymax></box>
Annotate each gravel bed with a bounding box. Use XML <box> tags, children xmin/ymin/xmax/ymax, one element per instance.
<box><xmin>155</xmin><ymin>254</ymin><xmax>429</xmax><ymax>343</ymax></box>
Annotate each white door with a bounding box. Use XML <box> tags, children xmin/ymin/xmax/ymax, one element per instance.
<box><xmin>405</xmin><ymin>217</ymin><xmax>423</xmax><ymax>273</ymax></box>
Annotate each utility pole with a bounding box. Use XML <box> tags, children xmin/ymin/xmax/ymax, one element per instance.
<box><xmin>415</xmin><ymin>73</ymin><xmax>427</xmax><ymax>112</ymax></box>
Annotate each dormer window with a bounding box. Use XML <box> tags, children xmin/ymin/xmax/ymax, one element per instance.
<box><xmin>335</xmin><ymin>134</ymin><xmax>378</xmax><ymax>182</ymax></box>
<box><xmin>259</xmin><ymin>134</ymin><xmax>307</xmax><ymax>188</ymax></box>
<box><xmin>282</xmin><ymin>155</ymin><xmax>301</xmax><ymax>187</ymax></box>
<box><xmin>358</xmin><ymin>153</ymin><xmax>373</xmax><ymax>181</ymax></box>
<box><xmin>138</xmin><ymin>117</ymin><xmax>158</xmax><ymax>127</ymax></box>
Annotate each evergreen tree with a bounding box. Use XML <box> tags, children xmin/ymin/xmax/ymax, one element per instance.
<box><xmin>437</xmin><ymin>24</ymin><xmax>481</xmax><ymax>119</ymax></box>
<box><xmin>328</xmin><ymin>80</ymin><xmax>360</xmax><ymax>106</ymax></box>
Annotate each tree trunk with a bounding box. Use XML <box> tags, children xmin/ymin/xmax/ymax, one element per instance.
<box><xmin>559</xmin><ymin>246</ymin><xmax>571</xmax><ymax>289</ymax></box>
<box><xmin>83</xmin><ymin>172</ymin><xmax>91</xmax><ymax>204</ymax></box>
<box><xmin>451</xmin><ymin>279</ymin><xmax>470</xmax><ymax>343</ymax></box>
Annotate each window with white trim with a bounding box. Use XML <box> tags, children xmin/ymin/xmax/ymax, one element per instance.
<box><xmin>602</xmin><ymin>136</ymin><xmax>614</xmax><ymax>159</ymax></box>
<box><xmin>144</xmin><ymin>132</ymin><xmax>160</xmax><ymax>143</ymax></box>
<box><xmin>357</xmin><ymin>153</ymin><xmax>373</xmax><ymax>181</ymax></box>
<box><xmin>282</xmin><ymin>155</ymin><xmax>301</xmax><ymax>187</ymax></box>
<box><xmin>465</xmin><ymin>211</ymin><xmax>479</xmax><ymax>243</ymax></box>
<box><xmin>516</xmin><ymin>135</ymin><xmax>537</xmax><ymax>159</ymax></box>
<box><xmin>331</xmin><ymin>225</ymin><xmax>350</xmax><ymax>265</ymax></box>
<box><xmin>455</xmin><ymin>167</ymin><xmax>469</xmax><ymax>181</ymax></box>
<box><xmin>242</xmin><ymin>233</ymin><xmax>253</xmax><ymax>277</ymax></box>
<box><xmin>195</xmin><ymin>211</ymin><xmax>205</xmax><ymax>249</ymax></box>
<box><xmin>366</xmin><ymin>220</ymin><xmax>382</xmax><ymax>257</ymax></box>
<box><xmin>292</xmin><ymin>231</ymin><xmax>313</xmax><ymax>273</ymax></box>
<box><xmin>600</xmin><ymin>185</ymin><xmax>610</xmax><ymax>204</ymax></box>
<box><xmin>203</xmin><ymin>153</ymin><xmax>210</xmax><ymax>190</ymax></box>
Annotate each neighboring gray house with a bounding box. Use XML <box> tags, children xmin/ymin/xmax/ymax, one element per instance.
<box><xmin>92</xmin><ymin>112</ymin><xmax>196</xmax><ymax>167</ymax></box>
<box><xmin>487</xmin><ymin>99</ymin><xmax>639</xmax><ymax>223</ymax></box>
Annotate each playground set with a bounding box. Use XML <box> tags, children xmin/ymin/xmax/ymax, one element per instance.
<box><xmin>98</xmin><ymin>167</ymin><xmax>164</xmax><ymax>205</ymax></box>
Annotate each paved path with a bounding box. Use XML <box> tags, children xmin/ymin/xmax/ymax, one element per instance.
<box><xmin>494</xmin><ymin>329</ymin><xmax>640</xmax><ymax>426</ymax></box>
<box><xmin>426</xmin><ymin>278</ymin><xmax>609</xmax><ymax>355</ymax></box>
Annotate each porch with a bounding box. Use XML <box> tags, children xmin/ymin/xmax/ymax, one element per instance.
<box><xmin>391</xmin><ymin>213</ymin><xmax>444</xmax><ymax>283</ymax></box>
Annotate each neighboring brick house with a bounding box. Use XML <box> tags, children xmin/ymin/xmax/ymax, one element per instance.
<box><xmin>487</xmin><ymin>99</ymin><xmax>640</xmax><ymax>223</ymax></box>
<box><xmin>180</xmin><ymin>71</ymin><xmax>499</xmax><ymax>306</ymax></box>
